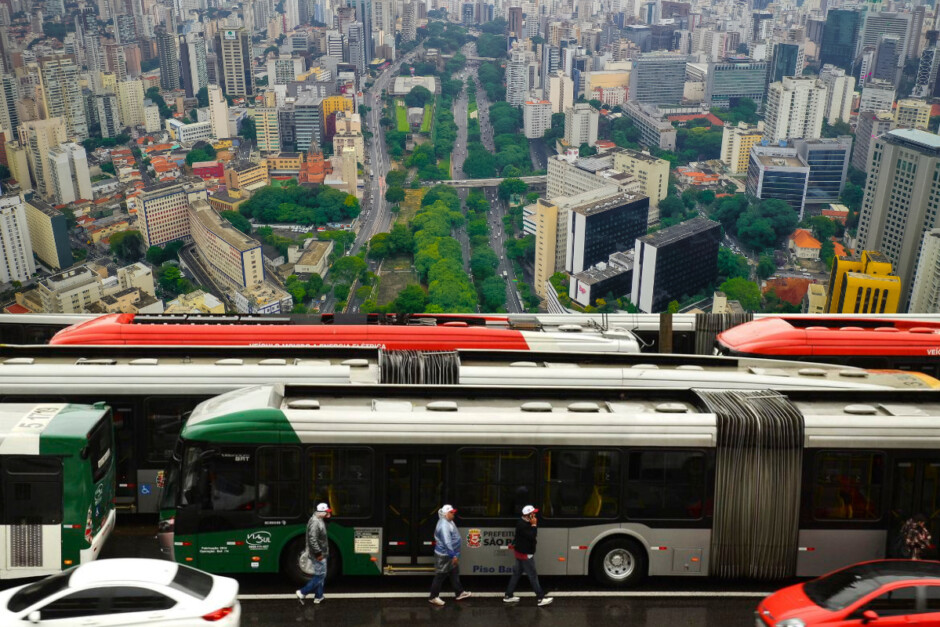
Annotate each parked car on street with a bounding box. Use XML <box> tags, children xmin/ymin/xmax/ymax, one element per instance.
<box><xmin>0</xmin><ymin>559</ymin><xmax>240</xmax><ymax>626</ymax></box>
<box><xmin>756</xmin><ymin>560</ymin><xmax>940</xmax><ymax>626</ymax></box>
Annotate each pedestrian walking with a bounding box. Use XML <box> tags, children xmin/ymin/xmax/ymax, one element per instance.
<box><xmin>901</xmin><ymin>514</ymin><xmax>932</xmax><ymax>560</ymax></box>
<box><xmin>503</xmin><ymin>505</ymin><xmax>553</xmax><ymax>607</ymax></box>
<box><xmin>296</xmin><ymin>503</ymin><xmax>331</xmax><ymax>605</ymax></box>
<box><xmin>429</xmin><ymin>504</ymin><xmax>472</xmax><ymax>606</ymax></box>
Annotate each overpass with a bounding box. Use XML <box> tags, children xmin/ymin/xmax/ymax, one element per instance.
<box><xmin>466</xmin><ymin>56</ymin><xmax>498</xmax><ymax>62</ymax></box>
<box><xmin>438</xmin><ymin>175</ymin><xmax>546</xmax><ymax>188</ymax></box>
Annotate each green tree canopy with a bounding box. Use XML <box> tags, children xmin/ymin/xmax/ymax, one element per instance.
<box><xmin>221</xmin><ymin>211</ymin><xmax>252</xmax><ymax>234</ymax></box>
<box><xmin>385</xmin><ymin>186</ymin><xmax>406</xmax><ymax>203</ymax></box>
<box><xmin>497</xmin><ymin>177</ymin><xmax>528</xmax><ymax>202</ymax></box>
<box><xmin>719</xmin><ymin>277</ymin><xmax>761</xmax><ymax>311</ymax></box>
<box><xmin>481</xmin><ymin>275</ymin><xmax>507</xmax><ymax>311</ymax></box>
<box><xmin>404</xmin><ymin>86</ymin><xmax>433</xmax><ymax>108</ymax></box>
<box><xmin>109</xmin><ymin>230</ymin><xmax>144</xmax><ymax>262</ymax></box>
<box><xmin>757</xmin><ymin>253</ymin><xmax>776</xmax><ymax>280</ymax></box>
<box><xmin>392</xmin><ymin>284</ymin><xmax>428</xmax><ymax>313</ymax></box>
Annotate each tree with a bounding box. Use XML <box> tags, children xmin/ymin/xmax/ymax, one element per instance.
<box><xmin>100</xmin><ymin>162</ymin><xmax>116</xmax><ymax>175</ymax></box>
<box><xmin>186</xmin><ymin>144</ymin><xmax>217</xmax><ymax>166</ymax></box>
<box><xmin>385</xmin><ymin>186</ymin><xmax>406</xmax><ymax>203</ymax></box>
<box><xmin>239</xmin><ymin>117</ymin><xmax>257</xmax><ymax>141</ymax></box>
<box><xmin>579</xmin><ymin>143</ymin><xmax>597</xmax><ymax>157</ymax></box>
<box><xmin>146</xmin><ymin>246</ymin><xmax>164</xmax><ymax>266</ymax></box>
<box><xmin>392</xmin><ymin>284</ymin><xmax>428</xmax><ymax>313</ymax></box>
<box><xmin>820</xmin><ymin>238</ymin><xmax>835</xmax><ymax>267</ymax></box>
<box><xmin>331</xmin><ymin>255</ymin><xmax>367</xmax><ymax>283</ymax></box>
<box><xmin>717</xmin><ymin>248</ymin><xmax>750</xmax><ymax>280</ymax></box>
<box><xmin>220</xmin><ymin>211</ymin><xmax>252</xmax><ymax>234</ymax></box>
<box><xmin>667</xmin><ymin>300</ymin><xmax>680</xmax><ymax>314</ymax></box>
<box><xmin>807</xmin><ymin>215</ymin><xmax>838</xmax><ymax>241</ymax></box>
<box><xmin>109</xmin><ymin>230</ymin><xmax>144</xmax><ymax>262</ymax></box>
<box><xmin>463</xmin><ymin>145</ymin><xmax>496</xmax><ymax>178</ymax></box>
<box><xmin>404</xmin><ymin>86</ymin><xmax>433</xmax><ymax>108</ymax></box>
<box><xmin>719</xmin><ymin>277</ymin><xmax>761</xmax><ymax>311</ymax></box>
<box><xmin>497</xmin><ymin>178</ymin><xmax>528</xmax><ymax>202</ymax></box>
<box><xmin>757</xmin><ymin>253</ymin><xmax>776</xmax><ymax>280</ymax></box>
<box><xmin>145</xmin><ymin>87</ymin><xmax>172</xmax><ymax>119</ymax></box>
<box><xmin>386</xmin><ymin>169</ymin><xmax>407</xmax><ymax>188</ymax></box>
<box><xmin>481</xmin><ymin>276</ymin><xmax>507</xmax><ymax>311</ymax></box>
<box><xmin>658</xmin><ymin>195</ymin><xmax>685</xmax><ymax>220</ymax></box>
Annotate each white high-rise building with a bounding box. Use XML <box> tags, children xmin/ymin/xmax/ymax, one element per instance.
<box><xmin>506</xmin><ymin>44</ymin><xmax>529</xmax><ymax>106</ymax></box>
<box><xmin>564</xmin><ymin>103</ymin><xmax>598</xmax><ymax>147</ymax></box>
<box><xmin>267</xmin><ymin>55</ymin><xmax>305</xmax><ymax>85</ymax></box>
<box><xmin>0</xmin><ymin>193</ymin><xmax>35</xmax><ymax>284</ymax></box>
<box><xmin>818</xmin><ymin>64</ymin><xmax>855</xmax><ymax>125</ymax></box>
<box><xmin>207</xmin><ymin>85</ymin><xmax>229</xmax><ymax>140</ymax></box>
<box><xmin>859</xmin><ymin>79</ymin><xmax>897</xmax><ymax>114</ymax></box>
<box><xmin>763</xmin><ymin>76</ymin><xmax>827</xmax><ymax>143</ymax></box>
<box><xmin>19</xmin><ymin>118</ymin><xmax>68</xmax><ymax>199</ymax></box>
<box><xmin>910</xmin><ymin>228</ymin><xmax>940</xmax><ymax>313</ymax></box>
<box><xmin>546</xmin><ymin>70</ymin><xmax>574</xmax><ymax>115</ymax></box>
<box><xmin>523</xmin><ymin>99</ymin><xmax>552</xmax><ymax>139</ymax></box>
<box><xmin>117</xmin><ymin>79</ymin><xmax>146</xmax><ymax>127</ymax></box>
<box><xmin>47</xmin><ymin>143</ymin><xmax>92</xmax><ymax>205</ymax></box>
<box><xmin>401</xmin><ymin>2</ymin><xmax>417</xmax><ymax>42</ymax></box>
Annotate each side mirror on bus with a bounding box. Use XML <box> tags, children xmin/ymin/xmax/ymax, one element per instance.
<box><xmin>79</xmin><ymin>445</ymin><xmax>89</xmax><ymax>460</ymax></box>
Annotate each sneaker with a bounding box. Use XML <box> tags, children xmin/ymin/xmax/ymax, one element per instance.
<box><xmin>295</xmin><ymin>590</ymin><xmax>305</xmax><ymax>605</ymax></box>
<box><xmin>429</xmin><ymin>597</ymin><xmax>446</xmax><ymax>606</ymax></box>
<box><xmin>503</xmin><ymin>596</ymin><xmax>520</xmax><ymax>604</ymax></box>
<box><xmin>537</xmin><ymin>597</ymin><xmax>554</xmax><ymax>607</ymax></box>
<box><xmin>314</xmin><ymin>597</ymin><xmax>324</xmax><ymax>605</ymax></box>
<box><xmin>456</xmin><ymin>591</ymin><xmax>472</xmax><ymax>601</ymax></box>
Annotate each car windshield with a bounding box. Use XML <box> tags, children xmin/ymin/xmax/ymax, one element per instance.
<box><xmin>804</xmin><ymin>568</ymin><xmax>882</xmax><ymax>610</ymax></box>
<box><xmin>7</xmin><ymin>568</ymin><xmax>75</xmax><ymax>612</ymax></box>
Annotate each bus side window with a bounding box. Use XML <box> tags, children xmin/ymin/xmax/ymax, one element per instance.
<box><xmin>456</xmin><ymin>448</ymin><xmax>536</xmax><ymax>518</ymax></box>
<box><xmin>812</xmin><ymin>451</ymin><xmax>884</xmax><ymax>521</ymax></box>
<box><xmin>624</xmin><ymin>450</ymin><xmax>706</xmax><ymax>520</ymax></box>
<box><xmin>542</xmin><ymin>450</ymin><xmax>620</xmax><ymax>518</ymax></box>
<box><xmin>144</xmin><ymin>397</ymin><xmax>205</xmax><ymax>465</ymax></box>
<box><xmin>0</xmin><ymin>457</ymin><xmax>63</xmax><ymax>525</ymax></box>
<box><xmin>257</xmin><ymin>447</ymin><xmax>301</xmax><ymax>518</ymax></box>
<box><xmin>307</xmin><ymin>448</ymin><xmax>373</xmax><ymax>518</ymax></box>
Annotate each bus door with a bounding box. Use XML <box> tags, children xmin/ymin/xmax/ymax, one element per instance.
<box><xmin>110</xmin><ymin>405</ymin><xmax>137</xmax><ymax>512</ymax></box>
<box><xmin>890</xmin><ymin>457</ymin><xmax>940</xmax><ymax>558</ymax></box>
<box><xmin>384</xmin><ymin>454</ymin><xmax>445</xmax><ymax>568</ymax></box>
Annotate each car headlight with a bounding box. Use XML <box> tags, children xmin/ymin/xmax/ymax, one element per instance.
<box><xmin>775</xmin><ymin>620</ymin><xmax>805</xmax><ymax>627</ymax></box>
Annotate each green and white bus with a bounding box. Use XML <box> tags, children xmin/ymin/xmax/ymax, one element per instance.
<box><xmin>0</xmin><ymin>403</ymin><xmax>116</xmax><ymax>579</ymax></box>
<box><xmin>159</xmin><ymin>383</ymin><xmax>940</xmax><ymax>587</ymax></box>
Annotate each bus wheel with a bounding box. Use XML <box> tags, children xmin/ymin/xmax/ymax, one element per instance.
<box><xmin>590</xmin><ymin>538</ymin><xmax>646</xmax><ymax>588</ymax></box>
<box><xmin>283</xmin><ymin>536</ymin><xmax>313</xmax><ymax>587</ymax></box>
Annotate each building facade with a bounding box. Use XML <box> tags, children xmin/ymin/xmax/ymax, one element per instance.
<box><xmin>47</xmin><ymin>143</ymin><xmax>92</xmax><ymax>205</ymax></box>
<box><xmin>138</xmin><ymin>181</ymin><xmax>192</xmax><ymax>248</ymax></box>
<box><xmin>825</xmin><ymin>250</ymin><xmax>901</xmax><ymax>314</ymax></box>
<box><xmin>705</xmin><ymin>57</ymin><xmax>768</xmax><ymax>109</ymax></box>
<box><xmin>564</xmin><ymin>103</ymin><xmax>599</xmax><ymax>147</ymax></box>
<box><xmin>720</xmin><ymin>122</ymin><xmax>764</xmax><ymax>175</ymax></box>
<box><xmin>763</xmin><ymin>76</ymin><xmax>827</xmax><ymax>143</ymax></box>
<box><xmin>566</xmin><ymin>191</ymin><xmax>649</xmax><ymax>274</ymax></box>
<box><xmin>523</xmin><ymin>100</ymin><xmax>553</xmax><ymax>139</ymax></box>
<box><xmin>910</xmin><ymin>228</ymin><xmax>940</xmax><ymax>313</ymax></box>
<box><xmin>629</xmin><ymin>53</ymin><xmax>688</xmax><ymax>105</ymax></box>
<box><xmin>215</xmin><ymin>28</ymin><xmax>253</xmax><ymax>97</ymax></box>
<box><xmin>189</xmin><ymin>200</ymin><xmax>264</xmax><ymax>289</ymax></box>
<box><xmin>23</xmin><ymin>197</ymin><xmax>72</xmax><ymax>270</ymax></box>
<box><xmin>746</xmin><ymin>146</ymin><xmax>810</xmax><ymax>218</ymax></box>
<box><xmin>0</xmin><ymin>193</ymin><xmax>35</xmax><ymax>283</ymax></box>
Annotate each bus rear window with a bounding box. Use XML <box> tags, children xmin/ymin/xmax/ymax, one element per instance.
<box><xmin>170</xmin><ymin>564</ymin><xmax>213</xmax><ymax>600</ymax></box>
<box><xmin>86</xmin><ymin>415</ymin><xmax>114</xmax><ymax>484</ymax></box>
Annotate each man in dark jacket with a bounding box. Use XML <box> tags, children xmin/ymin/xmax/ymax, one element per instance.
<box><xmin>503</xmin><ymin>505</ymin><xmax>553</xmax><ymax>607</ymax></box>
<box><xmin>296</xmin><ymin>502</ymin><xmax>331</xmax><ymax>604</ymax></box>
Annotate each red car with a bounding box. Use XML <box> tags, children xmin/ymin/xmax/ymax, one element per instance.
<box><xmin>757</xmin><ymin>560</ymin><xmax>940</xmax><ymax>626</ymax></box>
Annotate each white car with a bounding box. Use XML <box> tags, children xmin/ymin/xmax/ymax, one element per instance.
<box><xmin>0</xmin><ymin>559</ymin><xmax>240</xmax><ymax>626</ymax></box>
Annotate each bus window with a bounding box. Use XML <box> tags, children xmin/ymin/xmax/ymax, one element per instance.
<box><xmin>144</xmin><ymin>397</ymin><xmax>203</xmax><ymax>464</ymax></box>
<box><xmin>813</xmin><ymin>451</ymin><xmax>884</xmax><ymax>521</ymax></box>
<box><xmin>257</xmin><ymin>447</ymin><xmax>301</xmax><ymax>518</ymax></box>
<box><xmin>625</xmin><ymin>451</ymin><xmax>706</xmax><ymax>520</ymax></box>
<box><xmin>542</xmin><ymin>450</ymin><xmax>620</xmax><ymax>518</ymax></box>
<box><xmin>0</xmin><ymin>457</ymin><xmax>63</xmax><ymax>525</ymax></box>
<box><xmin>204</xmin><ymin>448</ymin><xmax>256</xmax><ymax>512</ymax></box>
<box><xmin>86</xmin><ymin>415</ymin><xmax>114</xmax><ymax>484</ymax></box>
<box><xmin>457</xmin><ymin>448</ymin><xmax>536</xmax><ymax>518</ymax></box>
<box><xmin>307</xmin><ymin>448</ymin><xmax>372</xmax><ymax>518</ymax></box>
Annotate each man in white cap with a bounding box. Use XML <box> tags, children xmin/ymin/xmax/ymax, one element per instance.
<box><xmin>296</xmin><ymin>502</ymin><xmax>331</xmax><ymax>605</ymax></box>
<box><xmin>503</xmin><ymin>505</ymin><xmax>552</xmax><ymax>607</ymax></box>
<box><xmin>429</xmin><ymin>504</ymin><xmax>471</xmax><ymax>606</ymax></box>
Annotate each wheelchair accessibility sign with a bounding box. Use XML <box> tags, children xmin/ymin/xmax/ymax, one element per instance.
<box><xmin>140</xmin><ymin>484</ymin><xmax>152</xmax><ymax>495</ymax></box>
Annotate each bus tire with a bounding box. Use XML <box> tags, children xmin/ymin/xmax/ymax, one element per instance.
<box><xmin>283</xmin><ymin>537</ymin><xmax>343</xmax><ymax>587</ymax></box>
<box><xmin>590</xmin><ymin>537</ymin><xmax>646</xmax><ymax>588</ymax></box>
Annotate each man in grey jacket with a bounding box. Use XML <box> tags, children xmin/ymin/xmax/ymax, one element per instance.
<box><xmin>296</xmin><ymin>502</ymin><xmax>331</xmax><ymax>604</ymax></box>
<box><xmin>429</xmin><ymin>504</ymin><xmax>472</xmax><ymax>606</ymax></box>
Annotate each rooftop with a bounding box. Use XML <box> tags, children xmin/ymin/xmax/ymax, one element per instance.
<box><xmin>757</xmin><ymin>154</ymin><xmax>806</xmax><ymax>168</ymax></box>
<box><xmin>190</xmin><ymin>200</ymin><xmax>261</xmax><ymax>251</ymax></box>
<box><xmin>639</xmin><ymin>216</ymin><xmax>721</xmax><ymax>247</ymax></box>
<box><xmin>25</xmin><ymin>197</ymin><xmax>61</xmax><ymax>219</ymax></box>
<box><xmin>573</xmin><ymin>262</ymin><xmax>630</xmax><ymax>284</ymax></box>
<box><xmin>570</xmin><ymin>191</ymin><xmax>646</xmax><ymax>217</ymax></box>
<box><xmin>886</xmin><ymin>128</ymin><xmax>940</xmax><ymax>153</ymax></box>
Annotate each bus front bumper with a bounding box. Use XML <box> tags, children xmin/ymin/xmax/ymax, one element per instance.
<box><xmin>80</xmin><ymin>508</ymin><xmax>116</xmax><ymax>564</ymax></box>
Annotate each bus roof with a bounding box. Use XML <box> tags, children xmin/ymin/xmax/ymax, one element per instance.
<box><xmin>180</xmin><ymin>385</ymin><xmax>940</xmax><ymax>450</ymax></box>
<box><xmin>0</xmin><ymin>403</ymin><xmax>108</xmax><ymax>454</ymax></box>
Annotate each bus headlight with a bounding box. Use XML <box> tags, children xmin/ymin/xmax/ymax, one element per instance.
<box><xmin>775</xmin><ymin>620</ymin><xmax>805</xmax><ymax>627</ymax></box>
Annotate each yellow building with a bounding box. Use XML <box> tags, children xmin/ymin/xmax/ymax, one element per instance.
<box><xmin>165</xmin><ymin>290</ymin><xmax>226</xmax><ymax>313</ymax></box>
<box><xmin>527</xmin><ymin>198</ymin><xmax>561</xmax><ymax>299</ymax></box>
<box><xmin>224</xmin><ymin>161</ymin><xmax>269</xmax><ymax>190</ymax></box>
<box><xmin>255</xmin><ymin>107</ymin><xmax>280</xmax><ymax>153</ymax></box>
<box><xmin>24</xmin><ymin>197</ymin><xmax>73</xmax><ymax>270</ymax></box>
<box><xmin>264</xmin><ymin>152</ymin><xmax>304</xmax><ymax>173</ymax></box>
<box><xmin>802</xmin><ymin>283</ymin><xmax>827</xmax><ymax>313</ymax></box>
<box><xmin>208</xmin><ymin>187</ymin><xmax>250</xmax><ymax>213</ymax></box>
<box><xmin>894</xmin><ymin>99</ymin><xmax>931</xmax><ymax>131</ymax></box>
<box><xmin>720</xmin><ymin>122</ymin><xmax>764</xmax><ymax>175</ymax></box>
<box><xmin>611</xmin><ymin>148</ymin><xmax>669</xmax><ymax>210</ymax></box>
<box><xmin>322</xmin><ymin>95</ymin><xmax>354</xmax><ymax>119</ymax></box>
<box><xmin>825</xmin><ymin>250</ymin><xmax>902</xmax><ymax>314</ymax></box>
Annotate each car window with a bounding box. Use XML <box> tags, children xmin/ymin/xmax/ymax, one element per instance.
<box><xmin>922</xmin><ymin>585</ymin><xmax>940</xmax><ymax>611</ymax></box>
<box><xmin>105</xmin><ymin>587</ymin><xmax>177</xmax><ymax>614</ymax></box>
<box><xmin>861</xmin><ymin>586</ymin><xmax>917</xmax><ymax>617</ymax></box>
<box><xmin>170</xmin><ymin>564</ymin><xmax>213</xmax><ymax>600</ymax></box>
<box><xmin>805</xmin><ymin>569</ymin><xmax>882</xmax><ymax>610</ymax></box>
<box><xmin>7</xmin><ymin>568</ymin><xmax>75</xmax><ymax>612</ymax></box>
<box><xmin>39</xmin><ymin>589</ymin><xmax>103</xmax><ymax>620</ymax></box>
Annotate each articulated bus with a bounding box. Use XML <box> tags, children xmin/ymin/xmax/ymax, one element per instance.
<box><xmin>3</xmin><ymin>348</ymin><xmax>938</xmax><ymax>514</ymax></box>
<box><xmin>159</xmin><ymin>384</ymin><xmax>940</xmax><ymax>587</ymax></box>
<box><xmin>0</xmin><ymin>403</ymin><xmax>115</xmax><ymax>579</ymax></box>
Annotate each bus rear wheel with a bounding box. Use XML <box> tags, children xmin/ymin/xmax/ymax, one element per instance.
<box><xmin>283</xmin><ymin>537</ymin><xmax>342</xmax><ymax>587</ymax></box>
<box><xmin>590</xmin><ymin>538</ymin><xmax>646</xmax><ymax>588</ymax></box>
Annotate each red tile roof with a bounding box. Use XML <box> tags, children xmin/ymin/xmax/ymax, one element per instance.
<box><xmin>3</xmin><ymin>304</ymin><xmax>31</xmax><ymax>313</ymax></box>
<box><xmin>666</xmin><ymin>113</ymin><xmax>724</xmax><ymax>126</ymax></box>
<box><xmin>790</xmin><ymin>228</ymin><xmax>821</xmax><ymax>250</ymax></box>
<box><xmin>762</xmin><ymin>277</ymin><xmax>813</xmax><ymax>306</ymax></box>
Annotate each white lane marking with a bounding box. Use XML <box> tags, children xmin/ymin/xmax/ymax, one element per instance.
<box><xmin>239</xmin><ymin>591</ymin><xmax>769</xmax><ymax>601</ymax></box>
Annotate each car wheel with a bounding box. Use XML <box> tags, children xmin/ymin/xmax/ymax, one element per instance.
<box><xmin>590</xmin><ymin>537</ymin><xmax>647</xmax><ymax>588</ymax></box>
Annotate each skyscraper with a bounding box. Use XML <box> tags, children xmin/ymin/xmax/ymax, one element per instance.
<box><xmin>207</xmin><ymin>85</ymin><xmax>229</xmax><ymax>140</ymax></box>
<box><xmin>505</xmin><ymin>44</ymin><xmax>529</xmax><ymax>106</ymax></box>
<box><xmin>19</xmin><ymin>118</ymin><xmax>67</xmax><ymax>198</ymax></box>
<box><xmin>179</xmin><ymin>33</ymin><xmax>208</xmax><ymax>98</ymax></box>
<box><xmin>348</xmin><ymin>0</ymin><xmax>372</xmax><ymax>63</ymax></box>
<box><xmin>819</xmin><ymin>64</ymin><xmax>855</xmax><ymax>125</ymax></box>
<box><xmin>39</xmin><ymin>56</ymin><xmax>87</xmax><ymax>140</ymax></box>
<box><xmin>139</xmin><ymin>181</ymin><xmax>192</xmax><ymax>248</ymax></box>
<box><xmin>215</xmin><ymin>28</ymin><xmax>253</xmax><ymax>97</ymax></box>
<box><xmin>117</xmin><ymin>79</ymin><xmax>146</xmax><ymax>127</ymax></box>
<box><xmin>767</xmin><ymin>42</ymin><xmax>804</xmax><ymax>84</ymax></box>
<box><xmin>401</xmin><ymin>2</ymin><xmax>417</xmax><ymax>42</ymax></box>
<box><xmin>629</xmin><ymin>52</ymin><xmax>688</xmax><ymax>105</ymax></box>
<box><xmin>0</xmin><ymin>73</ymin><xmax>19</xmax><ymax>136</ymax></box>
<box><xmin>857</xmin><ymin>129</ymin><xmax>940</xmax><ymax>311</ymax></box>
<box><xmin>819</xmin><ymin>9</ymin><xmax>862</xmax><ymax>73</ymax></box>
<box><xmin>763</xmin><ymin>76</ymin><xmax>827</xmax><ymax>143</ymax></box>
<box><xmin>564</xmin><ymin>103</ymin><xmax>599</xmax><ymax>147</ymax></box>
<box><xmin>155</xmin><ymin>28</ymin><xmax>180</xmax><ymax>91</ymax></box>
<box><xmin>347</xmin><ymin>22</ymin><xmax>367</xmax><ymax>74</ymax></box>
<box><xmin>705</xmin><ymin>57</ymin><xmax>768</xmax><ymax>109</ymax></box>
<box><xmin>0</xmin><ymin>193</ymin><xmax>35</xmax><ymax>283</ymax></box>
<box><xmin>95</xmin><ymin>93</ymin><xmax>121</xmax><ymax>138</ymax></box>
<box><xmin>47</xmin><ymin>143</ymin><xmax>92</xmax><ymax>205</ymax></box>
